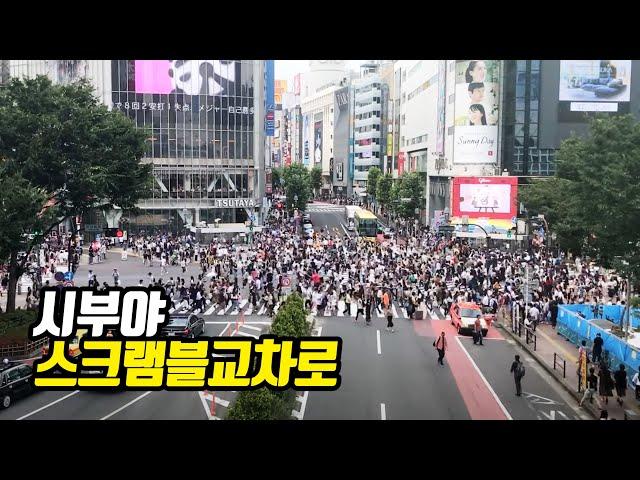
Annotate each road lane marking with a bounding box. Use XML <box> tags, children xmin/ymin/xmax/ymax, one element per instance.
<box><xmin>219</xmin><ymin>322</ymin><xmax>231</xmax><ymax>336</ymax></box>
<box><xmin>242</xmin><ymin>324</ymin><xmax>262</xmax><ymax>331</ymax></box>
<box><xmin>205</xmin><ymin>321</ymin><xmax>271</xmax><ymax>325</ymax></box>
<box><xmin>380</xmin><ymin>403</ymin><xmax>386</xmax><ymax>420</ymax></box>
<box><xmin>17</xmin><ymin>390</ymin><xmax>80</xmax><ymax>420</ymax></box>
<box><xmin>236</xmin><ymin>330</ymin><xmax>259</xmax><ymax>338</ymax></box>
<box><xmin>454</xmin><ymin>336</ymin><xmax>513</xmax><ymax>420</ymax></box>
<box><xmin>341</xmin><ymin>223</ymin><xmax>348</xmax><ymax>235</ymax></box>
<box><xmin>101</xmin><ymin>391</ymin><xmax>153</xmax><ymax>420</ymax></box>
<box><xmin>376</xmin><ymin>329</ymin><xmax>382</xmax><ymax>355</ymax></box>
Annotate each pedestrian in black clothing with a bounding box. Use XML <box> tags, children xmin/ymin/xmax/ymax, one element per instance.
<box><xmin>365</xmin><ymin>297</ymin><xmax>372</xmax><ymax>326</ymax></box>
<box><xmin>598</xmin><ymin>363</ymin><xmax>614</xmax><ymax>405</ymax></box>
<box><xmin>613</xmin><ymin>364</ymin><xmax>627</xmax><ymax>406</ymax></box>
<box><xmin>510</xmin><ymin>354</ymin><xmax>525</xmax><ymax>396</ymax></box>
<box><xmin>386</xmin><ymin>307</ymin><xmax>394</xmax><ymax>333</ymax></box>
<box><xmin>592</xmin><ymin>333</ymin><xmax>604</xmax><ymax>363</ymax></box>
<box><xmin>579</xmin><ymin>367</ymin><xmax>600</xmax><ymax>408</ymax></box>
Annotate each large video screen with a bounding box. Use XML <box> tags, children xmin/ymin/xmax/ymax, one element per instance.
<box><xmin>453</xmin><ymin>60</ymin><xmax>500</xmax><ymax>164</ymax></box>
<box><xmin>452</xmin><ymin>176</ymin><xmax>517</xmax><ymax>220</ymax></box>
<box><xmin>111</xmin><ymin>60</ymin><xmax>255</xmax><ymax>159</ymax></box>
<box><xmin>558</xmin><ymin>60</ymin><xmax>632</xmax><ymax>121</ymax></box>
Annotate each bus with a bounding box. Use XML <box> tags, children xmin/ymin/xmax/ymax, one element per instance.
<box><xmin>345</xmin><ymin>205</ymin><xmax>360</xmax><ymax>231</ymax></box>
<box><xmin>354</xmin><ymin>209</ymin><xmax>379</xmax><ymax>237</ymax></box>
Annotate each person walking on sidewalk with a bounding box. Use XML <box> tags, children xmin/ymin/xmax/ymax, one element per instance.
<box><xmin>434</xmin><ymin>332</ymin><xmax>447</xmax><ymax>366</ymax></box>
<box><xmin>598</xmin><ymin>362</ymin><xmax>614</xmax><ymax>405</ymax></box>
<box><xmin>510</xmin><ymin>355</ymin><xmax>525</xmax><ymax>396</ymax></box>
<box><xmin>592</xmin><ymin>333</ymin><xmax>603</xmax><ymax>363</ymax></box>
<box><xmin>579</xmin><ymin>367</ymin><xmax>600</xmax><ymax>408</ymax></box>
<box><xmin>613</xmin><ymin>364</ymin><xmax>627</xmax><ymax>407</ymax></box>
<box><xmin>632</xmin><ymin>369</ymin><xmax>640</xmax><ymax>401</ymax></box>
<box><xmin>385</xmin><ymin>306</ymin><xmax>394</xmax><ymax>333</ymax></box>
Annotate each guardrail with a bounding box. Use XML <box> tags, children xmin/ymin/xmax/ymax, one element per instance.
<box><xmin>0</xmin><ymin>338</ymin><xmax>48</xmax><ymax>360</ymax></box>
<box><xmin>524</xmin><ymin>325</ymin><xmax>537</xmax><ymax>351</ymax></box>
<box><xmin>553</xmin><ymin>352</ymin><xmax>567</xmax><ymax>378</ymax></box>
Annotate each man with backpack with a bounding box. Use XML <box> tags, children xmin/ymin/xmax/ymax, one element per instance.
<box><xmin>510</xmin><ymin>354</ymin><xmax>525</xmax><ymax>396</ymax></box>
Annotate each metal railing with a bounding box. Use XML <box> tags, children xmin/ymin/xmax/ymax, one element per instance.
<box><xmin>553</xmin><ymin>352</ymin><xmax>567</xmax><ymax>378</ymax></box>
<box><xmin>525</xmin><ymin>326</ymin><xmax>537</xmax><ymax>351</ymax></box>
<box><xmin>0</xmin><ymin>338</ymin><xmax>48</xmax><ymax>360</ymax></box>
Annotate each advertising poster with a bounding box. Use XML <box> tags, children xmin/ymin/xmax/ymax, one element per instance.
<box><xmin>436</xmin><ymin>60</ymin><xmax>446</xmax><ymax>155</ymax></box>
<box><xmin>450</xmin><ymin>176</ymin><xmax>517</xmax><ymax>235</ymax></box>
<box><xmin>453</xmin><ymin>60</ymin><xmax>500</xmax><ymax>164</ymax></box>
<box><xmin>294</xmin><ymin>73</ymin><xmax>301</xmax><ymax>96</ymax></box>
<box><xmin>265</xmin><ymin>60</ymin><xmax>275</xmax><ymax>136</ymax></box>
<box><xmin>333</xmin><ymin>86</ymin><xmax>350</xmax><ymax>187</ymax></box>
<box><xmin>275</xmin><ymin>80</ymin><xmax>287</xmax><ymax>105</ymax></box>
<box><xmin>560</xmin><ymin>60</ymin><xmax>631</xmax><ymax>103</ymax></box>
<box><xmin>559</xmin><ymin>60</ymin><xmax>632</xmax><ymax>121</ymax></box>
<box><xmin>314</xmin><ymin>114</ymin><xmax>323</xmax><ymax>165</ymax></box>
<box><xmin>397</xmin><ymin>151</ymin><xmax>405</xmax><ymax>176</ymax></box>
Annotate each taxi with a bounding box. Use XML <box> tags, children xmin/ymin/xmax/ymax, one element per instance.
<box><xmin>450</xmin><ymin>302</ymin><xmax>494</xmax><ymax>336</ymax></box>
<box><xmin>41</xmin><ymin>329</ymin><xmax>88</xmax><ymax>358</ymax></box>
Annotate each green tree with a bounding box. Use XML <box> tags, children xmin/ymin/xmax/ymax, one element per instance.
<box><xmin>395</xmin><ymin>172</ymin><xmax>424</xmax><ymax>219</ymax></box>
<box><xmin>376</xmin><ymin>173</ymin><xmax>393</xmax><ymax>219</ymax></box>
<box><xmin>518</xmin><ymin>177</ymin><xmax>585</xmax><ymax>254</ymax></box>
<box><xmin>0</xmin><ymin>75</ymin><xmax>152</xmax><ymax>312</ymax></box>
<box><xmin>271</xmin><ymin>167</ymin><xmax>283</xmax><ymax>192</ymax></box>
<box><xmin>226</xmin><ymin>388</ymin><xmax>292</xmax><ymax>420</ymax></box>
<box><xmin>520</xmin><ymin>114</ymin><xmax>640</xmax><ymax>281</ymax></box>
<box><xmin>367</xmin><ymin>166</ymin><xmax>382</xmax><ymax>205</ymax></box>
<box><xmin>271</xmin><ymin>293</ymin><xmax>310</xmax><ymax>337</ymax></box>
<box><xmin>309</xmin><ymin>166</ymin><xmax>323</xmax><ymax>197</ymax></box>
<box><xmin>282</xmin><ymin>163</ymin><xmax>311</xmax><ymax>212</ymax></box>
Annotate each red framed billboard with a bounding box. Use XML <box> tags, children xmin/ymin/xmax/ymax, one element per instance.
<box><xmin>451</xmin><ymin>176</ymin><xmax>518</xmax><ymax>220</ymax></box>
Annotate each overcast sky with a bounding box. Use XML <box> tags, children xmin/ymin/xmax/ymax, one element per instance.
<box><xmin>275</xmin><ymin>60</ymin><xmax>366</xmax><ymax>87</ymax></box>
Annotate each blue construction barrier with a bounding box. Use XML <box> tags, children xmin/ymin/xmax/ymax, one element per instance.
<box><xmin>557</xmin><ymin>305</ymin><xmax>640</xmax><ymax>388</ymax></box>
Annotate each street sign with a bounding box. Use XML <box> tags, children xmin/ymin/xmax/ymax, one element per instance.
<box><xmin>63</xmin><ymin>281</ymin><xmax>74</xmax><ymax>287</ymax></box>
<box><xmin>281</xmin><ymin>276</ymin><xmax>291</xmax><ymax>287</ymax></box>
<box><xmin>63</xmin><ymin>271</ymin><xmax>74</xmax><ymax>281</ymax></box>
<box><xmin>54</xmin><ymin>272</ymin><xmax>64</xmax><ymax>282</ymax></box>
<box><xmin>438</xmin><ymin>225</ymin><xmax>455</xmax><ymax>233</ymax></box>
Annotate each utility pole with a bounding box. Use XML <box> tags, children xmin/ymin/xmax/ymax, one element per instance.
<box><xmin>625</xmin><ymin>277</ymin><xmax>631</xmax><ymax>342</ymax></box>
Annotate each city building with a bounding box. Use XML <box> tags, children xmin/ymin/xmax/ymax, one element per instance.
<box><xmin>6</xmin><ymin>60</ymin><xmax>266</xmax><ymax>234</ymax></box>
<box><xmin>352</xmin><ymin>63</ymin><xmax>388</xmax><ymax>190</ymax></box>
<box><xmin>500</xmin><ymin>60</ymin><xmax>640</xmax><ymax>177</ymax></box>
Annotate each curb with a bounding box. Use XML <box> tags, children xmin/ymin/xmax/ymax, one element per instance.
<box><xmin>495</xmin><ymin>321</ymin><xmax>597</xmax><ymax>420</ymax></box>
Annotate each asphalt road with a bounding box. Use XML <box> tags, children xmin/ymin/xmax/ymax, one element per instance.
<box><xmin>0</xmin><ymin>206</ymin><xmax>589</xmax><ymax>420</ymax></box>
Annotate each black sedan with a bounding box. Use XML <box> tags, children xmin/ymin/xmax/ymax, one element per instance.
<box><xmin>161</xmin><ymin>314</ymin><xmax>205</xmax><ymax>338</ymax></box>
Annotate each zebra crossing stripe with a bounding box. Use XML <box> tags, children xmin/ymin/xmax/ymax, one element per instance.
<box><xmin>204</xmin><ymin>303</ymin><xmax>218</xmax><ymax>316</ymax></box>
<box><xmin>257</xmin><ymin>304</ymin><xmax>267</xmax><ymax>315</ymax></box>
<box><xmin>392</xmin><ymin>304</ymin><xmax>399</xmax><ymax>318</ymax></box>
<box><xmin>401</xmin><ymin>308</ymin><xmax>408</xmax><ymax>318</ymax></box>
<box><xmin>238</xmin><ymin>299</ymin><xmax>248</xmax><ymax>309</ymax></box>
<box><xmin>168</xmin><ymin>308</ymin><xmax>175</xmax><ymax>314</ymax></box>
<box><xmin>242</xmin><ymin>325</ymin><xmax>262</xmax><ymax>332</ymax></box>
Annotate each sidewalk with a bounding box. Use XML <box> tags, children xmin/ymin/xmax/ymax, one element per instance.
<box><xmin>496</xmin><ymin>312</ymin><xmax>640</xmax><ymax>420</ymax></box>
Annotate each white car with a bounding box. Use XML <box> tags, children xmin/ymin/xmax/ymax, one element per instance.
<box><xmin>303</xmin><ymin>222</ymin><xmax>313</xmax><ymax>231</ymax></box>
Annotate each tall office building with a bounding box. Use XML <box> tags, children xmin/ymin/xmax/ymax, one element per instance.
<box><xmin>7</xmin><ymin>60</ymin><xmax>266</xmax><ymax>234</ymax></box>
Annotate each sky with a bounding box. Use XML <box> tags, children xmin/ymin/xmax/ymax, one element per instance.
<box><xmin>275</xmin><ymin>60</ymin><xmax>366</xmax><ymax>87</ymax></box>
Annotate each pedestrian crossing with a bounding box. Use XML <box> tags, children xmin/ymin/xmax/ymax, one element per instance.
<box><xmin>304</xmin><ymin>204</ymin><xmax>346</xmax><ymax>213</ymax></box>
<box><xmin>169</xmin><ymin>297</ymin><xmax>447</xmax><ymax>320</ymax></box>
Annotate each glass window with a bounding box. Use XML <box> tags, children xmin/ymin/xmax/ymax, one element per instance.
<box><xmin>517</xmin><ymin>60</ymin><xmax>527</xmax><ymax>71</ymax></box>
<box><xmin>516</xmin><ymin>110</ymin><xmax>524</xmax><ymax>124</ymax></box>
<box><xmin>529</xmin><ymin>124</ymin><xmax>538</xmax><ymax>138</ymax></box>
<box><xmin>529</xmin><ymin>109</ymin><xmax>539</xmax><ymax>123</ymax></box>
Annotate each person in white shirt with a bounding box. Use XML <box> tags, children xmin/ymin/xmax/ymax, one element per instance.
<box><xmin>527</xmin><ymin>304</ymin><xmax>540</xmax><ymax>331</ymax></box>
<box><xmin>632</xmin><ymin>370</ymin><xmax>640</xmax><ymax>401</ymax></box>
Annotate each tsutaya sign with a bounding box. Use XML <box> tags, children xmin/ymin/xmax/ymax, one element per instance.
<box><xmin>212</xmin><ymin>198</ymin><xmax>256</xmax><ymax>208</ymax></box>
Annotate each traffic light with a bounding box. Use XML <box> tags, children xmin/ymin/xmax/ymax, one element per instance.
<box><xmin>104</xmin><ymin>228</ymin><xmax>123</xmax><ymax>237</ymax></box>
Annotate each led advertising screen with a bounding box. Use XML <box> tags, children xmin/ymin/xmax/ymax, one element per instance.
<box><xmin>111</xmin><ymin>60</ymin><xmax>255</xmax><ymax>160</ymax></box>
<box><xmin>314</xmin><ymin>114</ymin><xmax>323</xmax><ymax>165</ymax></box>
<box><xmin>452</xmin><ymin>176</ymin><xmax>517</xmax><ymax>220</ymax></box>
<box><xmin>453</xmin><ymin>60</ymin><xmax>500</xmax><ymax>164</ymax></box>
<box><xmin>558</xmin><ymin>60</ymin><xmax>632</xmax><ymax>121</ymax></box>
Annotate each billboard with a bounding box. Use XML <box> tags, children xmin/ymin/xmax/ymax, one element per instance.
<box><xmin>303</xmin><ymin>115</ymin><xmax>310</xmax><ymax>165</ymax></box>
<box><xmin>451</xmin><ymin>176</ymin><xmax>517</xmax><ymax>220</ymax></box>
<box><xmin>275</xmin><ymin>80</ymin><xmax>287</xmax><ymax>105</ymax></box>
<box><xmin>559</xmin><ymin>60</ymin><xmax>632</xmax><ymax>120</ymax></box>
<box><xmin>112</xmin><ymin>60</ymin><xmax>254</xmax><ymax>159</ymax></box>
<box><xmin>314</xmin><ymin>114</ymin><xmax>323</xmax><ymax>165</ymax></box>
<box><xmin>397</xmin><ymin>151</ymin><xmax>405</xmax><ymax>176</ymax></box>
<box><xmin>265</xmin><ymin>60</ymin><xmax>275</xmax><ymax>136</ymax></box>
<box><xmin>436</xmin><ymin>60</ymin><xmax>446</xmax><ymax>155</ymax></box>
<box><xmin>294</xmin><ymin>73</ymin><xmax>301</xmax><ymax>96</ymax></box>
<box><xmin>333</xmin><ymin>87</ymin><xmax>350</xmax><ymax>187</ymax></box>
<box><xmin>453</xmin><ymin>60</ymin><xmax>500</xmax><ymax>164</ymax></box>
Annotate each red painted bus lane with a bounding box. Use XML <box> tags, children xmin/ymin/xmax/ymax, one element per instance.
<box><xmin>425</xmin><ymin>319</ymin><xmax>511</xmax><ymax>420</ymax></box>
